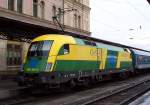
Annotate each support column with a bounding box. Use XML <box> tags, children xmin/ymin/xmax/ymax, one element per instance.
<box><xmin>0</xmin><ymin>39</ymin><xmax>7</xmax><ymax>73</ymax></box>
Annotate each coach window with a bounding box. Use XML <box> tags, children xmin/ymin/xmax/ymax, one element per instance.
<box><xmin>59</xmin><ymin>44</ymin><xmax>69</xmax><ymax>55</ymax></box>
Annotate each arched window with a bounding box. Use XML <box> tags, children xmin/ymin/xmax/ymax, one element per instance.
<box><xmin>17</xmin><ymin>0</ymin><xmax>23</xmax><ymax>13</ymax></box>
<box><xmin>8</xmin><ymin>0</ymin><xmax>15</xmax><ymax>10</ymax></box>
<box><xmin>33</xmin><ymin>0</ymin><xmax>38</xmax><ymax>17</ymax></box>
<box><xmin>78</xmin><ymin>16</ymin><xmax>81</xmax><ymax>28</ymax></box>
<box><xmin>52</xmin><ymin>6</ymin><xmax>56</xmax><ymax>17</ymax></box>
<box><xmin>74</xmin><ymin>14</ymin><xmax>77</xmax><ymax>28</ymax></box>
<box><xmin>40</xmin><ymin>1</ymin><xmax>45</xmax><ymax>19</ymax></box>
<box><xmin>58</xmin><ymin>8</ymin><xmax>62</xmax><ymax>22</ymax></box>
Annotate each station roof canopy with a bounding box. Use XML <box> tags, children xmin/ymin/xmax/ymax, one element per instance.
<box><xmin>0</xmin><ymin>7</ymin><xmax>90</xmax><ymax>42</ymax></box>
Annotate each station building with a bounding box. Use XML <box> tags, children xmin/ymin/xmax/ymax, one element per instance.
<box><xmin>0</xmin><ymin>0</ymin><xmax>90</xmax><ymax>76</ymax></box>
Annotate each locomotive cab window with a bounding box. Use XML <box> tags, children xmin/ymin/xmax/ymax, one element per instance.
<box><xmin>28</xmin><ymin>40</ymin><xmax>53</xmax><ymax>57</ymax></box>
<box><xmin>59</xmin><ymin>44</ymin><xmax>70</xmax><ymax>55</ymax></box>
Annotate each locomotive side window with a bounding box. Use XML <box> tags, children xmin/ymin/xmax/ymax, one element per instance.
<box><xmin>59</xmin><ymin>44</ymin><xmax>69</xmax><ymax>55</ymax></box>
<box><xmin>124</xmin><ymin>48</ymin><xmax>131</xmax><ymax>53</ymax></box>
<box><xmin>84</xmin><ymin>40</ymin><xmax>96</xmax><ymax>47</ymax></box>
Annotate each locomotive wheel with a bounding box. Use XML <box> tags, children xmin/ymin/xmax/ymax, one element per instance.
<box><xmin>119</xmin><ymin>72</ymin><xmax>128</xmax><ymax>80</ymax></box>
<box><xmin>69</xmin><ymin>79</ymin><xmax>76</xmax><ymax>89</ymax></box>
<box><xmin>59</xmin><ymin>83</ymin><xmax>67</xmax><ymax>92</ymax></box>
<box><xmin>83</xmin><ymin>78</ymin><xmax>91</xmax><ymax>88</ymax></box>
<box><xmin>17</xmin><ymin>81</ymin><xmax>25</xmax><ymax>86</ymax></box>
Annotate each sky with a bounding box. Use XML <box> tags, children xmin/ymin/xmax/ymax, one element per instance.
<box><xmin>90</xmin><ymin>0</ymin><xmax>150</xmax><ymax>51</ymax></box>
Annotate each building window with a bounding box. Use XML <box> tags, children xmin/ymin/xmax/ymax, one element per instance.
<box><xmin>33</xmin><ymin>0</ymin><xmax>38</xmax><ymax>17</ymax></box>
<box><xmin>17</xmin><ymin>0</ymin><xmax>23</xmax><ymax>13</ymax></box>
<box><xmin>78</xmin><ymin>16</ymin><xmax>81</xmax><ymax>28</ymax></box>
<box><xmin>7</xmin><ymin>44</ymin><xmax>22</xmax><ymax>66</ymax></box>
<box><xmin>8</xmin><ymin>0</ymin><xmax>15</xmax><ymax>11</ymax></box>
<box><xmin>52</xmin><ymin>6</ymin><xmax>56</xmax><ymax>17</ymax></box>
<box><xmin>58</xmin><ymin>8</ymin><xmax>62</xmax><ymax>22</ymax></box>
<box><xmin>75</xmin><ymin>0</ymin><xmax>81</xmax><ymax>3</ymax></box>
<box><xmin>74</xmin><ymin>14</ymin><xmax>77</xmax><ymax>28</ymax></box>
<box><xmin>40</xmin><ymin>1</ymin><xmax>45</xmax><ymax>19</ymax></box>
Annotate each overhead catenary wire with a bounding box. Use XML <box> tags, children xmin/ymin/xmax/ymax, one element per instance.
<box><xmin>91</xmin><ymin>0</ymin><xmax>150</xmax><ymax>33</ymax></box>
<box><xmin>92</xmin><ymin>0</ymin><xmax>150</xmax><ymax>25</ymax></box>
<box><xmin>91</xmin><ymin>18</ymin><xmax>121</xmax><ymax>32</ymax></box>
<box><xmin>91</xmin><ymin>1</ymin><xmax>121</xmax><ymax>20</ymax></box>
<box><xmin>91</xmin><ymin>1</ymin><xmax>135</xmax><ymax>33</ymax></box>
<box><xmin>97</xmin><ymin>0</ymin><xmax>150</xmax><ymax>21</ymax></box>
<box><xmin>97</xmin><ymin>0</ymin><xmax>125</xmax><ymax>4</ymax></box>
<box><xmin>125</xmin><ymin>0</ymin><xmax>150</xmax><ymax>21</ymax></box>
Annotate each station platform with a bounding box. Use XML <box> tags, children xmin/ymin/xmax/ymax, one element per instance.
<box><xmin>0</xmin><ymin>69</ymin><xmax>18</xmax><ymax>89</ymax></box>
<box><xmin>0</xmin><ymin>79</ymin><xmax>17</xmax><ymax>90</ymax></box>
<box><xmin>0</xmin><ymin>79</ymin><xmax>18</xmax><ymax>99</ymax></box>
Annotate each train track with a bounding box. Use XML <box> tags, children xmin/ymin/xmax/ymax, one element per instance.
<box><xmin>0</xmin><ymin>87</ymin><xmax>36</xmax><ymax>105</ymax></box>
<box><xmin>0</xmin><ymin>86</ymin><xmax>74</xmax><ymax>105</ymax></box>
<box><xmin>70</xmin><ymin>79</ymin><xmax>150</xmax><ymax>105</ymax></box>
<box><xmin>22</xmin><ymin>73</ymin><xmax>150</xmax><ymax>105</ymax></box>
<box><xmin>0</xmin><ymin>95</ymin><xmax>36</xmax><ymax>105</ymax></box>
<box><xmin>0</xmin><ymin>73</ymin><xmax>150</xmax><ymax>105</ymax></box>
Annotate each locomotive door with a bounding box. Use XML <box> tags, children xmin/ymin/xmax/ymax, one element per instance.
<box><xmin>105</xmin><ymin>50</ymin><xmax>118</xmax><ymax>70</ymax></box>
<box><xmin>96</xmin><ymin>48</ymin><xmax>102</xmax><ymax>70</ymax></box>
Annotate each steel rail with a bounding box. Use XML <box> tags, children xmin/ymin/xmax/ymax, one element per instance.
<box><xmin>82</xmin><ymin>80</ymin><xmax>150</xmax><ymax>105</ymax></box>
<box><xmin>1</xmin><ymin>74</ymin><xmax>150</xmax><ymax>105</ymax></box>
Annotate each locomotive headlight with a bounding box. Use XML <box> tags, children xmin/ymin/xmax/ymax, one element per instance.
<box><xmin>45</xmin><ymin>62</ymin><xmax>52</xmax><ymax>71</ymax></box>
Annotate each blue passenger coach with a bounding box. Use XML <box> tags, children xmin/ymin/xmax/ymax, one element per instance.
<box><xmin>130</xmin><ymin>49</ymin><xmax>150</xmax><ymax>70</ymax></box>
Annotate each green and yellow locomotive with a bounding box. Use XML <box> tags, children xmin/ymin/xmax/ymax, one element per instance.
<box><xmin>18</xmin><ymin>34</ymin><xmax>133</xmax><ymax>88</ymax></box>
